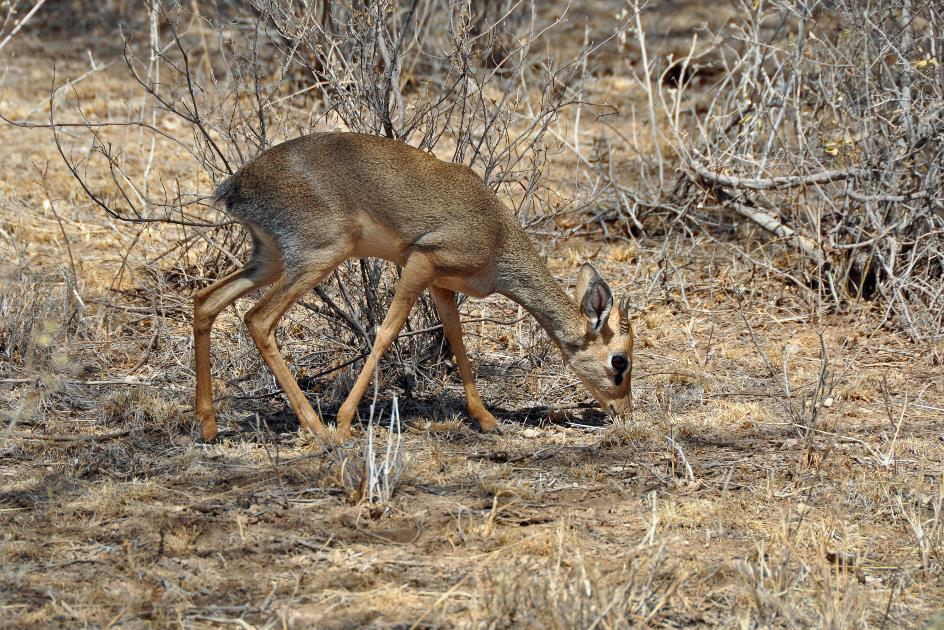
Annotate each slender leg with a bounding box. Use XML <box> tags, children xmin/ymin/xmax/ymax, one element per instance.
<box><xmin>336</xmin><ymin>256</ymin><xmax>436</xmax><ymax>436</ymax></box>
<box><xmin>194</xmin><ymin>266</ymin><xmax>278</xmax><ymax>441</ymax></box>
<box><xmin>244</xmin><ymin>263</ymin><xmax>340</xmax><ymax>442</ymax></box>
<box><xmin>429</xmin><ymin>286</ymin><xmax>497</xmax><ymax>432</ymax></box>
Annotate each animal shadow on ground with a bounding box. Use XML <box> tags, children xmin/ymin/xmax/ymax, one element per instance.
<box><xmin>227</xmin><ymin>386</ymin><xmax>609</xmax><ymax>443</ymax></box>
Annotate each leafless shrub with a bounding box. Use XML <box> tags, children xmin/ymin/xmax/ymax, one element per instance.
<box><xmin>255</xmin><ymin>1</ymin><xmax>568</xmax><ymax>198</ymax></box>
<box><xmin>0</xmin><ymin>0</ymin><xmax>47</xmax><ymax>54</ymax></box>
<box><xmin>630</xmin><ymin>0</ymin><xmax>944</xmax><ymax>340</ymax></box>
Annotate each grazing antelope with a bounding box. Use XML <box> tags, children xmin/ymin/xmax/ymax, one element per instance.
<box><xmin>194</xmin><ymin>132</ymin><xmax>634</xmax><ymax>442</ymax></box>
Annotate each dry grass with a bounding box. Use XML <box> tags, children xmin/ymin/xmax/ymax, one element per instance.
<box><xmin>2</xmin><ymin>3</ymin><xmax>943</xmax><ymax>629</ymax></box>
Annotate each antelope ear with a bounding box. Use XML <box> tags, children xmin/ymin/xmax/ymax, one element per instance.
<box><xmin>575</xmin><ymin>263</ymin><xmax>601</xmax><ymax>301</ymax></box>
<box><xmin>576</xmin><ymin>263</ymin><xmax>612</xmax><ymax>333</ymax></box>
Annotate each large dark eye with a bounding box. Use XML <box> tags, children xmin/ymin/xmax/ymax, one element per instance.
<box><xmin>611</xmin><ymin>355</ymin><xmax>628</xmax><ymax>372</ymax></box>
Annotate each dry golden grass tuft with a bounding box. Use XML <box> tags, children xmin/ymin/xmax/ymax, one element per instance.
<box><xmin>100</xmin><ymin>388</ymin><xmax>186</xmax><ymax>434</ymax></box>
<box><xmin>477</xmin><ymin>523</ymin><xmax>684</xmax><ymax>628</ymax></box>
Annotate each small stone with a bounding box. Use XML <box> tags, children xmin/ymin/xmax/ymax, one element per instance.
<box><xmin>523</xmin><ymin>428</ymin><xmax>541</xmax><ymax>439</ymax></box>
<box><xmin>172</xmin><ymin>435</ymin><xmax>193</xmax><ymax>447</ymax></box>
<box><xmin>822</xmin><ymin>397</ymin><xmax>834</xmax><ymax>408</ymax></box>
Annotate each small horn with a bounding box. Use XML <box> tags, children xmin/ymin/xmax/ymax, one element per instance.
<box><xmin>618</xmin><ymin>295</ymin><xmax>632</xmax><ymax>335</ymax></box>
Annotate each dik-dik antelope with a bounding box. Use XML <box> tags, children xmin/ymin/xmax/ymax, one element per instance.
<box><xmin>194</xmin><ymin>132</ymin><xmax>634</xmax><ymax>442</ymax></box>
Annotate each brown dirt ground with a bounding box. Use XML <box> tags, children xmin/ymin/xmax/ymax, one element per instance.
<box><xmin>1</xmin><ymin>3</ymin><xmax>943</xmax><ymax>629</ymax></box>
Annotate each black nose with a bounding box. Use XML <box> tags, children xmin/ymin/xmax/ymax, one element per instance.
<box><xmin>611</xmin><ymin>355</ymin><xmax>628</xmax><ymax>371</ymax></box>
